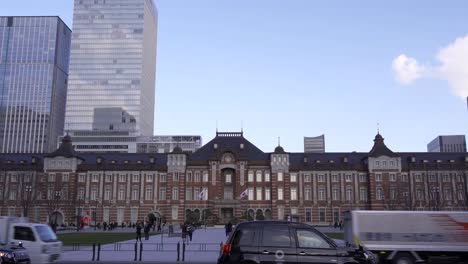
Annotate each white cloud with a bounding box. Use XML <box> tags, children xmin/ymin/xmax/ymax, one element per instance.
<box><xmin>392</xmin><ymin>34</ymin><xmax>468</xmax><ymax>99</ymax></box>
<box><xmin>436</xmin><ymin>35</ymin><xmax>468</xmax><ymax>99</ymax></box>
<box><xmin>392</xmin><ymin>54</ymin><xmax>426</xmax><ymax>84</ymax></box>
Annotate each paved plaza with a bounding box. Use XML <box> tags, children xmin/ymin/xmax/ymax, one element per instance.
<box><xmin>60</xmin><ymin>227</ymin><xmax>227</xmax><ymax>263</ymax></box>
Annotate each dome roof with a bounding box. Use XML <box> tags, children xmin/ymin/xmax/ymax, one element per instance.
<box><xmin>274</xmin><ymin>146</ymin><xmax>285</xmax><ymax>154</ymax></box>
<box><xmin>172</xmin><ymin>146</ymin><xmax>183</xmax><ymax>154</ymax></box>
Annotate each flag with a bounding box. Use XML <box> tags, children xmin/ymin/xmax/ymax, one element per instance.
<box><xmin>239</xmin><ymin>188</ymin><xmax>248</xmax><ymax>199</ymax></box>
<box><xmin>199</xmin><ymin>189</ymin><xmax>205</xmax><ymax>200</ymax></box>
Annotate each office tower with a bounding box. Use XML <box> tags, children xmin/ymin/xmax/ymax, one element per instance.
<box><xmin>65</xmin><ymin>0</ymin><xmax>158</xmax><ymax>136</ymax></box>
<box><xmin>0</xmin><ymin>16</ymin><xmax>71</xmax><ymax>153</ymax></box>
<box><xmin>304</xmin><ymin>134</ymin><xmax>325</xmax><ymax>153</ymax></box>
<box><xmin>427</xmin><ymin>135</ymin><xmax>467</xmax><ymax>152</ymax></box>
<box><xmin>137</xmin><ymin>135</ymin><xmax>203</xmax><ymax>153</ymax></box>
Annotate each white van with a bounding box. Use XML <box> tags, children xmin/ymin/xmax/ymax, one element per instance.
<box><xmin>0</xmin><ymin>217</ymin><xmax>62</xmax><ymax>264</ymax></box>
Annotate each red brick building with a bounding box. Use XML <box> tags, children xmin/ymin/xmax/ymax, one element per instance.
<box><xmin>1</xmin><ymin>132</ymin><xmax>467</xmax><ymax>226</ymax></box>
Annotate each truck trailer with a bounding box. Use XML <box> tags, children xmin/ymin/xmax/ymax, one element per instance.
<box><xmin>344</xmin><ymin>210</ymin><xmax>468</xmax><ymax>264</ymax></box>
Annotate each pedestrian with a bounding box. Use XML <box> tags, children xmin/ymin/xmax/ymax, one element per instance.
<box><xmin>157</xmin><ymin>223</ymin><xmax>161</xmax><ymax>232</ymax></box>
<box><xmin>225</xmin><ymin>221</ymin><xmax>233</xmax><ymax>236</ymax></box>
<box><xmin>136</xmin><ymin>221</ymin><xmax>142</xmax><ymax>242</ymax></box>
<box><xmin>181</xmin><ymin>222</ymin><xmax>187</xmax><ymax>242</ymax></box>
<box><xmin>188</xmin><ymin>224</ymin><xmax>193</xmax><ymax>242</ymax></box>
<box><xmin>144</xmin><ymin>223</ymin><xmax>150</xmax><ymax>240</ymax></box>
<box><xmin>339</xmin><ymin>220</ymin><xmax>343</xmax><ymax>230</ymax></box>
<box><xmin>334</xmin><ymin>221</ymin><xmax>338</xmax><ymax>229</ymax></box>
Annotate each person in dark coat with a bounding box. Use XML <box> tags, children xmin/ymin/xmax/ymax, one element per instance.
<box><xmin>157</xmin><ymin>223</ymin><xmax>161</xmax><ymax>232</ymax></box>
<box><xmin>187</xmin><ymin>224</ymin><xmax>193</xmax><ymax>241</ymax></box>
<box><xmin>225</xmin><ymin>222</ymin><xmax>233</xmax><ymax>236</ymax></box>
<box><xmin>136</xmin><ymin>222</ymin><xmax>142</xmax><ymax>242</ymax></box>
<box><xmin>144</xmin><ymin>223</ymin><xmax>150</xmax><ymax>240</ymax></box>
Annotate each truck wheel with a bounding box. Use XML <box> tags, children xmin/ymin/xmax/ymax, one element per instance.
<box><xmin>392</xmin><ymin>253</ymin><xmax>414</xmax><ymax>264</ymax></box>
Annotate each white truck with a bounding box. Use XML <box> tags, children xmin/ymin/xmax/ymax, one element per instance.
<box><xmin>344</xmin><ymin>211</ymin><xmax>468</xmax><ymax>264</ymax></box>
<box><xmin>0</xmin><ymin>216</ymin><xmax>62</xmax><ymax>264</ymax></box>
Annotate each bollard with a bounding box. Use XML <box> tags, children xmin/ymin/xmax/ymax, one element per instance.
<box><xmin>92</xmin><ymin>243</ymin><xmax>96</xmax><ymax>261</ymax></box>
<box><xmin>97</xmin><ymin>243</ymin><xmax>101</xmax><ymax>261</ymax></box>
<box><xmin>177</xmin><ymin>242</ymin><xmax>180</xmax><ymax>261</ymax></box>
<box><xmin>182</xmin><ymin>242</ymin><xmax>185</xmax><ymax>262</ymax></box>
<box><xmin>134</xmin><ymin>242</ymin><xmax>138</xmax><ymax>261</ymax></box>
<box><xmin>139</xmin><ymin>242</ymin><xmax>143</xmax><ymax>261</ymax></box>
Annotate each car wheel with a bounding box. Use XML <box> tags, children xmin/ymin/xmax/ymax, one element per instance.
<box><xmin>392</xmin><ymin>253</ymin><xmax>414</xmax><ymax>264</ymax></box>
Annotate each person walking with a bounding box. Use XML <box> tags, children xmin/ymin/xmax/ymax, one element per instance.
<box><xmin>136</xmin><ymin>221</ymin><xmax>142</xmax><ymax>242</ymax></box>
<box><xmin>144</xmin><ymin>222</ymin><xmax>150</xmax><ymax>240</ymax></box>
<box><xmin>225</xmin><ymin>222</ymin><xmax>233</xmax><ymax>236</ymax></box>
<box><xmin>187</xmin><ymin>224</ymin><xmax>193</xmax><ymax>242</ymax></box>
<box><xmin>181</xmin><ymin>222</ymin><xmax>188</xmax><ymax>243</ymax></box>
<box><xmin>157</xmin><ymin>223</ymin><xmax>161</xmax><ymax>232</ymax></box>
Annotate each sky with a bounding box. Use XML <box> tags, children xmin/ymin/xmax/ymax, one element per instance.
<box><xmin>2</xmin><ymin>0</ymin><xmax>468</xmax><ymax>153</ymax></box>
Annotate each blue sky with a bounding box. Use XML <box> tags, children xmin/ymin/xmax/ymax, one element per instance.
<box><xmin>2</xmin><ymin>0</ymin><xmax>467</xmax><ymax>152</ymax></box>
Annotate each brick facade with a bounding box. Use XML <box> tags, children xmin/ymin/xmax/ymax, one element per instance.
<box><xmin>0</xmin><ymin>132</ymin><xmax>467</xmax><ymax>226</ymax></box>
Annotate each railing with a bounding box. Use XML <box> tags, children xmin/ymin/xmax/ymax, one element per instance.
<box><xmin>68</xmin><ymin>241</ymin><xmax>223</xmax><ymax>262</ymax></box>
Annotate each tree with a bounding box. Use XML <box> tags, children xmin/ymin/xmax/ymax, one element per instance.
<box><xmin>16</xmin><ymin>172</ymin><xmax>40</xmax><ymax>217</ymax></box>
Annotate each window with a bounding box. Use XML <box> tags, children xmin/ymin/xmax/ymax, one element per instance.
<box><xmin>224</xmin><ymin>188</ymin><xmax>233</xmax><ymax>200</ymax></box>
<box><xmin>265</xmin><ymin>172</ymin><xmax>270</xmax><ymax>182</ymax></box>
<box><xmin>104</xmin><ymin>186</ymin><xmax>111</xmax><ymax>200</ymax></box>
<box><xmin>48</xmin><ymin>173</ymin><xmax>55</xmax><ymax>182</ymax></box>
<box><xmin>278</xmin><ymin>187</ymin><xmax>284</xmax><ymax>200</ymax></box>
<box><xmin>159</xmin><ymin>187</ymin><xmax>166</xmax><ymax>200</ymax></box>
<box><xmin>248</xmin><ymin>171</ymin><xmax>254</xmax><ymax>182</ymax></box>
<box><xmin>444</xmin><ymin>189</ymin><xmax>451</xmax><ymax>201</ymax></box>
<box><xmin>62</xmin><ymin>173</ymin><xmax>69</xmax><ymax>182</ymax></box>
<box><xmin>265</xmin><ymin>188</ymin><xmax>271</xmax><ymax>200</ymax></box>
<box><xmin>232</xmin><ymin>228</ymin><xmax>256</xmax><ymax>246</ymax></box>
<box><xmin>256</xmin><ymin>188</ymin><xmax>262</xmax><ymax>200</ymax></box>
<box><xmin>291</xmin><ymin>187</ymin><xmax>297</xmax><ymax>200</ymax></box>
<box><xmin>9</xmin><ymin>189</ymin><xmax>17</xmax><ymax>200</ymax></box>
<box><xmin>318</xmin><ymin>174</ymin><xmax>325</xmax><ymax>182</ymax></box>
<box><xmin>261</xmin><ymin>225</ymin><xmax>291</xmax><ymax>247</ymax></box>
<box><xmin>443</xmin><ymin>174</ymin><xmax>450</xmax><ymax>182</ymax></box>
<box><xmin>118</xmin><ymin>187</ymin><xmax>125</xmax><ymax>200</ymax></box>
<box><xmin>390</xmin><ymin>161</ymin><xmax>394</xmax><ymax>166</ymax></box>
<box><xmin>133</xmin><ymin>174</ymin><xmax>139</xmax><ymax>182</ymax></box>
<box><xmin>132</xmin><ymin>188</ymin><xmax>139</xmax><ymax>200</ymax></box>
<box><xmin>390</xmin><ymin>174</ymin><xmax>396</xmax><ymax>181</ymax></box>
<box><xmin>92</xmin><ymin>174</ymin><xmax>99</xmax><ymax>182</ymax></box>
<box><xmin>119</xmin><ymin>174</ymin><xmax>125</xmax><ymax>182</ymax></box>
<box><xmin>375</xmin><ymin>161</ymin><xmax>380</xmax><ymax>167</ymax></box>
<box><xmin>305</xmin><ymin>187</ymin><xmax>311</xmax><ymax>200</ymax></box>
<box><xmin>79</xmin><ymin>188</ymin><xmax>85</xmax><ymax>200</ymax></box>
<box><xmin>345</xmin><ymin>174</ymin><xmax>352</xmax><ymax>182</ymax></box>
<box><xmin>346</xmin><ymin>188</ymin><xmax>352</xmax><ymax>201</ymax></box>
<box><xmin>401</xmin><ymin>174</ymin><xmax>408</xmax><ymax>182</ymax></box>
<box><xmin>458</xmin><ymin>190</ymin><xmax>464</xmax><ymax>200</ymax></box>
<box><xmin>318</xmin><ymin>187</ymin><xmax>325</xmax><ymax>201</ymax></box>
<box><xmin>194</xmin><ymin>187</ymin><xmax>200</xmax><ymax>200</ymax></box>
<box><xmin>160</xmin><ymin>173</ymin><xmax>167</xmax><ymax>182</ymax></box>
<box><xmin>202</xmin><ymin>172</ymin><xmax>209</xmax><ymax>182</ymax></box>
<box><xmin>360</xmin><ymin>188</ymin><xmax>367</xmax><ymax>201</ymax></box>
<box><xmin>416</xmin><ymin>189</ymin><xmax>423</xmax><ymax>200</ymax></box>
<box><xmin>256</xmin><ymin>171</ymin><xmax>262</xmax><ymax>182</ymax></box>
<box><xmin>319</xmin><ymin>208</ymin><xmax>326</xmax><ymax>222</ymax></box>
<box><xmin>415</xmin><ymin>174</ymin><xmax>422</xmax><ymax>182</ymax></box>
<box><xmin>277</xmin><ymin>172</ymin><xmax>283</xmax><ymax>181</ymax></box>
<box><xmin>90</xmin><ymin>188</ymin><xmax>97</xmax><ymax>200</ymax></box>
<box><xmin>105</xmin><ymin>174</ymin><xmax>112</xmax><ymax>182</ymax></box>
<box><xmin>145</xmin><ymin>187</ymin><xmax>152</xmax><ymax>200</ymax></box>
<box><xmin>10</xmin><ymin>174</ymin><xmax>17</xmax><ymax>182</ymax></box>
<box><xmin>146</xmin><ymin>174</ymin><xmax>153</xmax><ymax>182</ymax></box>
<box><xmin>248</xmin><ymin>188</ymin><xmax>254</xmax><ymax>201</ymax></box>
<box><xmin>332</xmin><ymin>188</ymin><xmax>339</xmax><ymax>201</ymax></box>
<box><xmin>332</xmin><ymin>174</ymin><xmax>338</xmax><ymax>182</ymax></box>
<box><xmin>173</xmin><ymin>172</ymin><xmax>179</xmax><ymax>182</ymax></box>
<box><xmin>186</xmin><ymin>188</ymin><xmax>192</xmax><ymax>201</ymax></box>
<box><xmin>376</xmin><ymin>188</ymin><xmax>383</xmax><ymax>200</ymax></box>
<box><xmin>290</xmin><ymin>173</ymin><xmax>297</xmax><ymax>182</ymax></box>
<box><xmin>225</xmin><ymin>173</ymin><xmax>232</xmax><ymax>183</ymax></box>
<box><xmin>359</xmin><ymin>174</ymin><xmax>366</xmax><ymax>182</ymax></box>
<box><xmin>296</xmin><ymin>229</ymin><xmax>331</xmax><ymax>249</ymax></box>
<box><xmin>187</xmin><ymin>172</ymin><xmax>192</xmax><ymax>182</ymax></box>
<box><xmin>305</xmin><ymin>208</ymin><xmax>312</xmax><ymax>222</ymax></box>
<box><xmin>172</xmin><ymin>187</ymin><xmax>179</xmax><ymax>200</ymax></box>
<box><xmin>382</xmin><ymin>161</ymin><xmax>387</xmax><ymax>167</ymax></box>
<box><xmin>375</xmin><ymin>174</ymin><xmax>382</xmax><ymax>182</ymax></box>
<box><xmin>194</xmin><ymin>172</ymin><xmax>200</xmax><ymax>182</ymax></box>
<box><xmin>304</xmin><ymin>174</ymin><xmax>311</xmax><ymax>182</ymax></box>
<box><xmin>14</xmin><ymin>226</ymin><xmax>35</xmax><ymax>241</ymax></box>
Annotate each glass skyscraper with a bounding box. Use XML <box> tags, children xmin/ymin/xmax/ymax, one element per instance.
<box><xmin>65</xmin><ymin>0</ymin><xmax>158</xmax><ymax>136</ymax></box>
<box><xmin>0</xmin><ymin>16</ymin><xmax>71</xmax><ymax>153</ymax></box>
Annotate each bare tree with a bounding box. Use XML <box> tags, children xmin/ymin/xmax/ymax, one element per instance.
<box><xmin>16</xmin><ymin>172</ymin><xmax>41</xmax><ymax>217</ymax></box>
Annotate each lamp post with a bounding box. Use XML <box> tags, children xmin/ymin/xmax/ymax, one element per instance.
<box><xmin>94</xmin><ymin>196</ymin><xmax>100</xmax><ymax>230</ymax></box>
<box><xmin>432</xmin><ymin>187</ymin><xmax>440</xmax><ymax>211</ymax></box>
<box><xmin>53</xmin><ymin>191</ymin><xmax>61</xmax><ymax>232</ymax></box>
<box><xmin>23</xmin><ymin>185</ymin><xmax>32</xmax><ymax>217</ymax></box>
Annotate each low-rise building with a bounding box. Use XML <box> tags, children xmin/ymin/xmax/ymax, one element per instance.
<box><xmin>1</xmin><ymin>132</ymin><xmax>467</xmax><ymax>226</ymax></box>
